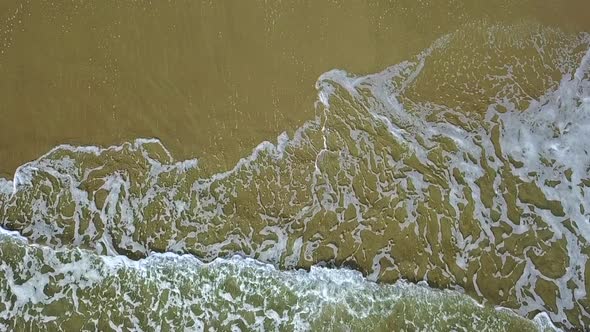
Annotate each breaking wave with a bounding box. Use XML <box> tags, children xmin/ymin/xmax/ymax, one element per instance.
<box><xmin>0</xmin><ymin>230</ymin><xmax>557</xmax><ymax>331</ymax></box>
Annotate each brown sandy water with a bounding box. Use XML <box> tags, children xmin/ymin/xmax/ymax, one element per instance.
<box><xmin>0</xmin><ymin>0</ymin><xmax>589</xmax><ymax>176</ymax></box>
<box><xmin>2</xmin><ymin>1</ymin><xmax>590</xmax><ymax>331</ymax></box>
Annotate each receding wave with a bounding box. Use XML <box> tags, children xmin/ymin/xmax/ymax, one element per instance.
<box><xmin>1</xmin><ymin>23</ymin><xmax>590</xmax><ymax>329</ymax></box>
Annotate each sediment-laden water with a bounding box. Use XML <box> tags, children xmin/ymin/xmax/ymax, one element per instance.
<box><xmin>1</xmin><ymin>22</ymin><xmax>590</xmax><ymax>330</ymax></box>
<box><xmin>0</xmin><ymin>229</ymin><xmax>558</xmax><ymax>331</ymax></box>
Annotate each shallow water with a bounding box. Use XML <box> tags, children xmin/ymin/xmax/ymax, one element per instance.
<box><xmin>1</xmin><ymin>0</ymin><xmax>590</xmax><ymax>177</ymax></box>
<box><xmin>0</xmin><ymin>230</ymin><xmax>559</xmax><ymax>331</ymax></box>
<box><xmin>2</xmin><ymin>1</ymin><xmax>590</xmax><ymax>331</ymax></box>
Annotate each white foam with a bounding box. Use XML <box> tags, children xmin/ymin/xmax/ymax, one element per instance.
<box><xmin>0</xmin><ymin>26</ymin><xmax>588</xmax><ymax>330</ymax></box>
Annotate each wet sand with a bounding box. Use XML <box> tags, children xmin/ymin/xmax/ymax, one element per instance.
<box><xmin>1</xmin><ymin>0</ymin><xmax>590</xmax><ymax>177</ymax></box>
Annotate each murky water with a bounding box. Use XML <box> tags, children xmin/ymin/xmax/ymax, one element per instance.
<box><xmin>1</xmin><ymin>0</ymin><xmax>590</xmax><ymax>177</ymax></box>
<box><xmin>2</xmin><ymin>1</ymin><xmax>590</xmax><ymax>331</ymax></box>
<box><xmin>1</xmin><ymin>229</ymin><xmax>558</xmax><ymax>331</ymax></box>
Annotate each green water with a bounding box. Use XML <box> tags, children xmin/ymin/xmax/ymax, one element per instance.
<box><xmin>0</xmin><ymin>233</ymin><xmax>556</xmax><ymax>331</ymax></box>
